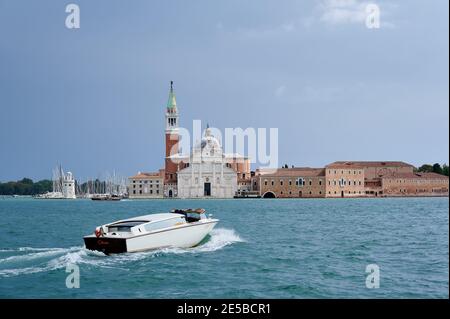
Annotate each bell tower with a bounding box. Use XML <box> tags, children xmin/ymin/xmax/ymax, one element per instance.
<box><xmin>164</xmin><ymin>81</ymin><xmax>179</xmax><ymax>189</ymax></box>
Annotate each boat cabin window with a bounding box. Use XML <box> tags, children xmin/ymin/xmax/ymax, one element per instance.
<box><xmin>171</xmin><ymin>209</ymin><xmax>206</xmax><ymax>223</ymax></box>
<box><xmin>107</xmin><ymin>220</ymin><xmax>147</xmax><ymax>232</ymax></box>
<box><xmin>184</xmin><ymin>212</ymin><xmax>203</xmax><ymax>223</ymax></box>
<box><xmin>144</xmin><ymin>217</ymin><xmax>185</xmax><ymax>232</ymax></box>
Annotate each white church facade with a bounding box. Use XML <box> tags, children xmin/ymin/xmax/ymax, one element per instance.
<box><xmin>175</xmin><ymin>126</ymin><xmax>238</xmax><ymax>198</ymax></box>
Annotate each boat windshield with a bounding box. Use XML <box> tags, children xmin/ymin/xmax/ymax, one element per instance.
<box><xmin>185</xmin><ymin>213</ymin><xmax>201</xmax><ymax>223</ymax></box>
<box><xmin>107</xmin><ymin>220</ymin><xmax>148</xmax><ymax>232</ymax></box>
<box><xmin>171</xmin><ymin>209</ymin><xmax>206</xmax><ymax>222</ymax></box>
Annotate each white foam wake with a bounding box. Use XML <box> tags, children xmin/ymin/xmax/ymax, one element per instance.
<box><xmin>0</xmin><ymin>228</ymin><xmax>244</xmax><ymax>277</ymax></box>
<box><xmin>193</xmin><ymin>228</ymin><xmax>244</xmax><ymax>252</ymax></box>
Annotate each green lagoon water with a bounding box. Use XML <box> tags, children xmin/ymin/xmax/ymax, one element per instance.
<box><xmin>0</xmin><ymin>197</ymin><xmax>448</xmax><ymax>298</ymax></box>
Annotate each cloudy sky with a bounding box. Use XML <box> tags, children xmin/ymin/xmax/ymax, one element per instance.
<box><xmin>0</xmin><ymin>0</ymin><xmax>448</xmax><ymax>181</ymax></box>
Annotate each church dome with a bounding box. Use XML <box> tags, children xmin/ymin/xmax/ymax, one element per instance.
<box><xmin>194</xmin><ymin>126</ymin><xmax>222</xmax><ymax>156</ymax></box>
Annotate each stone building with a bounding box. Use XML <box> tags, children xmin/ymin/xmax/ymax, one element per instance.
<box><xmin>256</xmin><ymin>167</ymin><xmax>326</xmax><ymax>198</ymax></box>
<box><xmin>128</xmin><ymin>82</ymin><xmax>448</xmax><ymax>199</ymax></box>
<box><xmin>128</xmin><ymin>170</ymin><xmax>164</xmax><ymax>199</ymax></box>
<box><xmin>129</xmin><ymin>81</ymin><xmax>251</xmax><ymax>199</ymax></box>
<box><xmin>324</xmin><ymin>163</ymin><xmax>365</xmax><ymax>198</ymax></box>
<box><xmin>381</xmin><ymin>172</ymin><xmax>449</xmax><ymax>197</ymax></box>
<box><xmin>175</xmin><ymin>127</ymin><xmax>238</xmax><ymax>198</ymax></box>
<box><xmin>255</xmin><ymin>161</ymin><xmax>449</xmax><ymax>198</ymax></box>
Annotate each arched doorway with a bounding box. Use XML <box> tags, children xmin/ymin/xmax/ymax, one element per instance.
<box><xmin>168</xmin><ymin>190</ymin><xmax>173</xmax><ymax>198</ymax></box>
<box><xmin>262</xmin><ymin>191</ymin><xmax>276</xmax><ymax>198</ymax></box>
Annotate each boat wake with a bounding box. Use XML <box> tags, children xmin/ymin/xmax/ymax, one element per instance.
<box><xmin>0</xmin><ymin>228</ymin><xmax>243</xmax><ymax>277</ymax></box>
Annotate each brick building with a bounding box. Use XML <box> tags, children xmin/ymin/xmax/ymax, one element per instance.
<box><xmin>128</xmin><ymin>170</ymin><xmax>164</xmax><ymax>199</ymax></box>
<box><xmin>255</xmin><ymin>168</ymin><xmax>326</xmax><ymax>198</ymax></box>
<box><xmin>381</xmin><ymin>172</ymin><xmax>449</xmax><ymax>197</ymax></box>
<box><xmin>255</xmin><ymin>161</ymin><xmax>449</xmax><ymax>198</ymax></box>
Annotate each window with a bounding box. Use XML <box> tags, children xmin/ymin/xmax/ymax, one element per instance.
<box><xmin>271</xmin><ymin>180</ymin><xmax>274</xmax><ymax>186</ymax></box>
<box><xmin>280</xmin><ymin>180</ymin><xmax>283</xmax><ymax>186</ymax></box>
<box><xmin>298</xmin><ymin>178</ymin><xmax>305</xmax><ymax>187</ymax></box>
<box><xmin>150</xmin><ymin>190</ymin><xmax>153</xmax><ymax>194</ymax></box>
<box><xmin>139</xmin><ymin>190</ymin><xmax>142</xmax><ymax>194</ymax></box>
<box><xmin>156</xmin><ymin>190</ymin><xmax>159</xmax><ymax>194</ymax></box>
<box><xmin>108</xmin><ymin>220</ymin><xmax>147</xmax><ymax>233</ymax></box>
<box><xmin>133</xmin><ymin>190</ymin><xmax>136</xmax><ymax>194</ymax></box>
<box><xmin>309</xmin><ymin>180</ymin><xmax>312</xmax><ymax>186</ymax></box>
<box><xmin>289</xmin><ymin>180</ymin><xmax>292</xmax><ymax>186</ymax></box>
<box><xmin>264</xmin><ymin>180</ymin><xmax>268</xmax><ymax>186</ymax></box>
<box><xmin>319</xmin><ymin>180</ymin><xmax>322</xmax><ymax>185</ymax></box>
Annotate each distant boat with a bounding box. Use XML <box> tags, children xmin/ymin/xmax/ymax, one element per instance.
<box><xmin>91</xmin><ymin>194</ymin><xmax>122</xmax><ymax>201</ymax></box>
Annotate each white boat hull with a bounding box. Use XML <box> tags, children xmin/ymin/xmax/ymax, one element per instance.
<box><xmin>84</xmin><ymin>220</ymin><xmax>218</xmax><ymax>254</ymax></box>
<box><xmin>127</xmin><ymin>220</ymin><xmax>217</xmax><ymax>252</ymax></box>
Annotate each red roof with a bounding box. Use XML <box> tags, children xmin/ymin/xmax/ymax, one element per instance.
<box><xmin>257</xmin><ymin>167</ymin><xmax>326</xmax><ymax>177</ymax></box>
<box><xmin>383</xmin><ymin>172</ymin><xmax>449</xmax><ymax>180</ymax></box>
<box><xmin>129</xmin><ymin>172</ymin><xmax>163</xmax><ymax>179</ymax></box>
<box><xmin>326</xmin><ymin>161</ymin><xmax>414</xmax><ymax>169</ymax></box>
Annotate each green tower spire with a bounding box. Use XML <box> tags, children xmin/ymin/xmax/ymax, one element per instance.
<box><xmin>167</xmin><ymin>81</ymin><xmax>177</xmax><ymax>111</ymax></box>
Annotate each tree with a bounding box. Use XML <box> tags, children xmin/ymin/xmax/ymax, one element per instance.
<box><xmin>432</xmin><ymin>163</ymin><xmax>443</xmax><ymax>175</ymax></box>
<box><xmin>0</xmin><ymin>178</ymin><xmax>52</xmax><ymax>195</ymax></box>
<box><xmin>442</xmin><ymin>164</ymin><xmax>449</xmax><ymax>176</ymax></box>
<box><xmin>417</xmin><ymin>164</ymin><xmax>433</xmax><ymax>173</ymax></box>
<box><xmin>19</xmin><ymin>178</ymin><xmax>33</xmax><ymax>185</ymax></box>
